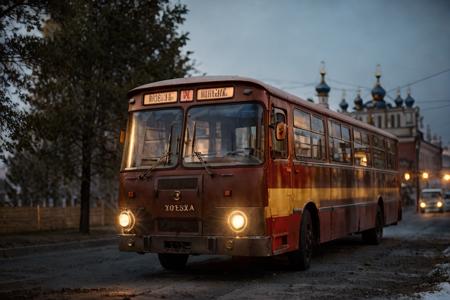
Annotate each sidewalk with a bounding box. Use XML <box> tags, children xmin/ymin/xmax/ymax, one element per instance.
<box><xmin>0</xmin><ymin>226</ymin><xmax>118</xmax><ymax>258</ymax></box>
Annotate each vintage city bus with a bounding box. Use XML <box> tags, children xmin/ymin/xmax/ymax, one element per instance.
<box><xmin>118</xmin><ymin>76</ymin><xmax>401</xmax><ymax>270</ymax></box>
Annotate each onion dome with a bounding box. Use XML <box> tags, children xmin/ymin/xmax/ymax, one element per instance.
<box><xmin>339</xmin><ymin>90</ymin><xmax>349</xmax><ymax>112</ymax></box>
<box><xmin>371</xmin><ymin>64</ymin><xmax>386</xmax><ymax>101</ymax></box>
<box><xmin>376</xmin><ymin>99</ymin><xmax>387</xmax><ymax>109</ymax></box>
<box><xmin>371</xmin><ymin>84</ymin><xmax>386</xmax><ymax>100</ymax></box>
<box><xmin>405</xmin><ymin>87</ymin><xmax>415</xmax><ymax>108</ymax></box>
<box><xmin>394</xmin><ymin>88</ymin><xmax>403</xmax><ymax>107</ymax></box>
<box><xmin>354</xmin><ymin>88</ymin><xmax>364</xmax><ymax>111</ymax></box>
<box><xmin>315</xmin><ymin>61</ymin><xmax>330</xmax><ymax>96</ymax></box>
<box><xmin>315</xmin><ymin>80</ymin><xmax>330</xmax><ymax>95</ymax></box>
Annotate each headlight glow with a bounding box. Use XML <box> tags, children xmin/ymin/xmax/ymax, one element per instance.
<box><xmin>420</xmin><ymin>202</ymin><xmax>426</xmax><ymax>208</ymax></box>
<box><xmin>119</xmin><ymin>210</ymin><xmax>135</xmax><ymax>230</ymax></box>
<box><xmin>437</xmin><ymin>201</ymin><xmax>443</xmax><ymax>208</ymax></box>
<box><xmin>228</xmin><ymin>211</ymin><xmax>248</xmax><ymax>233</ymax></box>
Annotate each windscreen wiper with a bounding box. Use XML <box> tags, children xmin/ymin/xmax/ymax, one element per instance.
<box><xmin>192</xmin><ymin>151</ymin><xmax>233</xmax><ymax>178</ymax></box>
<box><xmin>165</xmin><ymin>124</ymin><xmax>174</xmax><ymax>165</ymax></box>
<box><xmin>139</xmin><ymin>151</ymin><xmax>170</xmax><ymax>180</ymax></box>
<box><xmin>193</xmin><ymin>151</ymin><xmax>214</xmax><ymax>177</ymax></box>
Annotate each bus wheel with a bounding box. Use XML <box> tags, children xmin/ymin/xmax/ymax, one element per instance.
<box><xmin>158</xmin><ymin>253</ymin><xmax>189</xmax><ymax>270</ymax></box>
<box><xmin>288</xmin><ymin>209</ymin><xmax>313</xmax><ymax>270</ymax></box>
<box><xmin>362</xmin><ymin>206</ymin><xmax>383</xmax><ymax>245</ymax></box>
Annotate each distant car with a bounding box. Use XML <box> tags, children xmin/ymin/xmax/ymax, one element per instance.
<box><xmin>444</xmin><ymin>192</ymin><xmax>450</xmax><ymax>212</ymax></box>
<box><xmin>419</xmin><ymin>188</ymin><xmax>444</xmax><ymax>213</ymax></box>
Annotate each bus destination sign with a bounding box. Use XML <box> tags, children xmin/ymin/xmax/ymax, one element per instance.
<box><xmin>144</xmin><ymin>91</ymin><xmax>178</xmax><ymax>105</ymax></box>
<box><xmin>197</xmin><ymin>87</ymin><xmax>234</xmax><ymax>101</ymax></box>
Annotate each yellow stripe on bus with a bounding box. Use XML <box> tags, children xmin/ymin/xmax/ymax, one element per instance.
<box><xmin>265</xmin><ymin>187</ymin><xmax>398</xmax><ymax>218</ymax></box>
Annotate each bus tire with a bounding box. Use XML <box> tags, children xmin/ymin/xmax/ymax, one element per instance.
<box><xmin>158</xmin><ymin>253</ymin><xmax>189</xmax><ymax>270</ymax></box>
<box><xmin>362</xmin><ymin>206</ymin><xmax>383</xmax><ymax>245</ymax></box>
<box><xmin>288</xmin><ymin>209</ymin><xmax>313</xmax><ymax>270</ymax></box>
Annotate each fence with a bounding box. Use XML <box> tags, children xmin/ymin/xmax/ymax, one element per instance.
<box><xmin>0</xmin><ymin>204</ymin><xmax>117</xmax><ymax>234</ymax></box>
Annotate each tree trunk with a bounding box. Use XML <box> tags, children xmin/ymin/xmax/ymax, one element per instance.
<box><xmin>79</xmin><ymin>131</ymin><xmax>92</xmax><ymax>234</ymax></box>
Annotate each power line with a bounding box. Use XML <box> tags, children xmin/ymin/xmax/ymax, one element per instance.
<box><xmin>261</xmin><ymin>67</ymin><xmax>450</xmax><ymax>101</ymax></box>
<box><xmin>415</xmin><ymin>99</ymin><xmax>450</xmax><ymax>104</ymax></box>
<box><xmin>387</xmin><ymin>67</ymin><xmax>450</xmax><ymax>92</ymax></box>
<box><xmin>279</xmin><ymin>83</ymin><xmax>316</xmax><ymax>90</ymax></box>
<box><xmin>421</xmin><ymin>104</ymin><xmax>450</xmax><ymax>111</ymax></box>
<box><xmin>328</xmin><ymin>85</ymin><xmax>359</xmax><ymax>93</ymax></box>
<box><xmin>261</xmin><ymin>78</ymin><xmax>314</xmax><ymax>86</ymax></box>
<box><xmin>327</xmin><ymin>77</ymin><xmax>371</xmax><ymax>91</ymax></box>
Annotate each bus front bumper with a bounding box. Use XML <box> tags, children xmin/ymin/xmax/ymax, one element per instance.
<box><xmin>118</xmin><ymin>234</ymin><xmax>272</xmax><ymax>257</ymax></box>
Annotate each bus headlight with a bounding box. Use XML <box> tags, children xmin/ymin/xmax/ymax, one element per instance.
<box><xmin>420</xmin><ymin>202</ymin><xmax>426</xmax><ymax>209</ymax></box>
<box><xmin>437</xmin><ymin>201</ymin><xmax>443</xmax><ymax>208</ymax></box>
<box><xmin>228</xmin><ymin>210</ymin><xmax>247</xmax><ymax>233</ymax></box>
<box><xmin>119</xmin><ymin>210</ymin><xmax>135</xmax><ymax>230</ymax></box>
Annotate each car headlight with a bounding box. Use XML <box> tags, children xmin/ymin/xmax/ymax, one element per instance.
<box><xmin>228</xmin><ymin>210</ymin><xmax>248</xmax><ymax>233</ymax></box>
<box><xmin>437</xmin><ymin>201</ymin><xmax>443</xmax><ymax>208</ymax></box>
<box><xmin>118</xmin><ymin>210</ymin><xmax>135</xmax><ymax>230</ymax></box>
<box><xmin>420</xmin><ymin>202</ymin><xmax>426</xmax><ymax>208</ymax></box>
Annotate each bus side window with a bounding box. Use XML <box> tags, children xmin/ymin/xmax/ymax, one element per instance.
<box><xmin>354</xmin><ymin>129</ymin><xmax>371</xmax><ymax>167</ymax></box>
<box><xmin>341</xmin><ymin>126</ymin><xmax>352</xmax><ymax>163</ymax></box>
<box><xmin>271</xmin><ymin>108</ymin><xmax>287</xmax><ymax>159</ymax></box>
<box><xmin>293</xmin><ymin>109</ymin><xmax>325</xmax><ymax>160</ymax></box>
<box><xmin>328</xmin><ymin>120</ymin><xmax>351</xmax><ymax>163</ymax></box>
<box><xmin>386</xmin><ymin>139</ymin><xmax>397</xmax><ymax>169</ymax></box>
<box><xmin>372</xmin><ymin>135</ymin><xmax>386</xmax><ymax>169</ymax></box>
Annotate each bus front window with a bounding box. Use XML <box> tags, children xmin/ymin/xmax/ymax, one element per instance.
<box><xmin>122</xmin><ymin>108</ymin><xmax>182</xmax><ymax>170</ymax></box>
<box><xmin>183</xmin><ymin>103</ymin><xmax>264</xmax><ymax>166</ymax></box>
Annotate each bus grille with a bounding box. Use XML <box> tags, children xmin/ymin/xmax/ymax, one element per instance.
<box><xmin>157</xmin><ymin>178</ymin><xmax>198</xmax><ymax>190</ymax></box>
<box><xmin>157</xmin><ymin>218</ymin><xmax>199</xmax><ymax>233</ymax></box>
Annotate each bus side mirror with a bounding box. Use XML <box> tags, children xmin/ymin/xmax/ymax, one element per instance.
<box><xmin>119</xmin><ymin>129</ymin><xmax>126</xmax><ymax>144</ymax></box>
<box><xmin>275</xmin><ymin>122</ymin><xmax>287</xmax><ymax>141</ymax></box>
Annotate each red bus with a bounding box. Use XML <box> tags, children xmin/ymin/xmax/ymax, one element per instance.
<box><xmin>118</xmin><ymin>76</ymin><xmax>401</xmax><ymax>270</ymax></box>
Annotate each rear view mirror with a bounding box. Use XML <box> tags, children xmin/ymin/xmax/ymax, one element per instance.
<box><xmin>119</xmin><ymin>129</ymin><xmax>126</xmax><ymax>144</ymax></box>
<box><xmin>275</xmin><ymin>122</ymin><xmax>287</xmax><ymax>141</ymax></box>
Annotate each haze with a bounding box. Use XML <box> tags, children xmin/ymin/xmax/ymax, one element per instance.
<box><xmin>180</xmin><ymin>0</ymin><xmax>450</xmax><ymax>144</ymax></box>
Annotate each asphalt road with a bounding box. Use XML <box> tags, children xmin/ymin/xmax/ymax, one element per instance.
<box><xmin>0</xmin><ymin>208</ymin><xmax>449</xmax><ymax>300</ymax></box>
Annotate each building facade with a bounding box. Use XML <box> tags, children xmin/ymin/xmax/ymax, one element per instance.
<box><xmin>315</xmin><ymin>65</ymin><xmax>443</xmax><ymax>198</ymax></box>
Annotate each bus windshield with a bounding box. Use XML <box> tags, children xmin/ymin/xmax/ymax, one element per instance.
<box><xmin>122</xmin><ymin>108</ymin><xmax>182</xmax><ymax>170</ymax></box>
<box><xmin>183</xmin><ymin>102</ymin><xmax>264</xmax><ymax>166</ymax></box>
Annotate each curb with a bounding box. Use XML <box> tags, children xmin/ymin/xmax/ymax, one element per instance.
<box><xmin>0</xmin><ymin>237</ymin><xmax>118</xmax><ymax>258</ymax></box>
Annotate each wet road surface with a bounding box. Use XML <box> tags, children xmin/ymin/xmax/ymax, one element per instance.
<box><xmin>0</xmin><ymin>207</ymin><xmax>449</xmax><ymax>299</ymax></box>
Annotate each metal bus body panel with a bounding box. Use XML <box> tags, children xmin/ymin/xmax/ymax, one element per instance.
<box><xmin>119</xmin><ymin>80</ymin><xmax>273</xmax><ymax>256</ymax></box>
<box><xmin>119</xmin><ymin>166</ymin><xmax>267</xmax><ymax>235</ymax></box>
<box><xmin>119</xmin><ymin>234</ymin><xmax>272</xmax><ymax>257</ymax></box>
<box><xmin>264</xmin><ymin>162</ymin><xmax>399</xmax><ymax>250</ymax></box>
<box><xmin>118</xmin><ymin>166</ymin><xmax>270</xmax><ymax>256</ymax></box>
<box><xmin>118</xmin><ymin>76</ymin><xmax>401</xmax><ymax>258</ymax></box>
<box><xmin>127</xmin><ymin>79</ymin><xmax>269</xmax><ymax>114</ymax></box>
<box><xmin>262</xmin><ymin>92</ymin><xmax>400</xmax><ymax>253</ymax></box>
<box><xmin>128</xmin><ymin>76</ymin><xmax>397</xmax><ymax>141</ymax></box>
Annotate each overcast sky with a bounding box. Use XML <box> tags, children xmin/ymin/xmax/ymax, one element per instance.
<box><xmin>179</xmin><ymin>0</ymin><xmax>450</xmax><ymax>145</ymax></box>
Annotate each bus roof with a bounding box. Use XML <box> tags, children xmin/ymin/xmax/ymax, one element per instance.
<box><xmin>130</xmin><ymin>76</ymin><xmax>398</xmax><ymax>141</ymax></box>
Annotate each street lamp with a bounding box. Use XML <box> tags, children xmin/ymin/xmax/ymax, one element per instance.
<box><xmin>421</xmin><ymin>171</ymin><xmax>431</xmax><ymax>189</ymax></box>
<box><xmin>443</xmin><ymin>174</ymin><xmax>450</xmax><ymax>181</ymax></box>
<box><xmin>404</xmin><ymin>173</ymin><xmax>411</xmax><ymax>181</ymax></box>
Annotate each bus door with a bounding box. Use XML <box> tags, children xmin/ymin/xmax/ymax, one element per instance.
<box><xmin>268</xmin><ymin>102</ymin><xmax>295</xmax><ymax>253</ymax></box>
